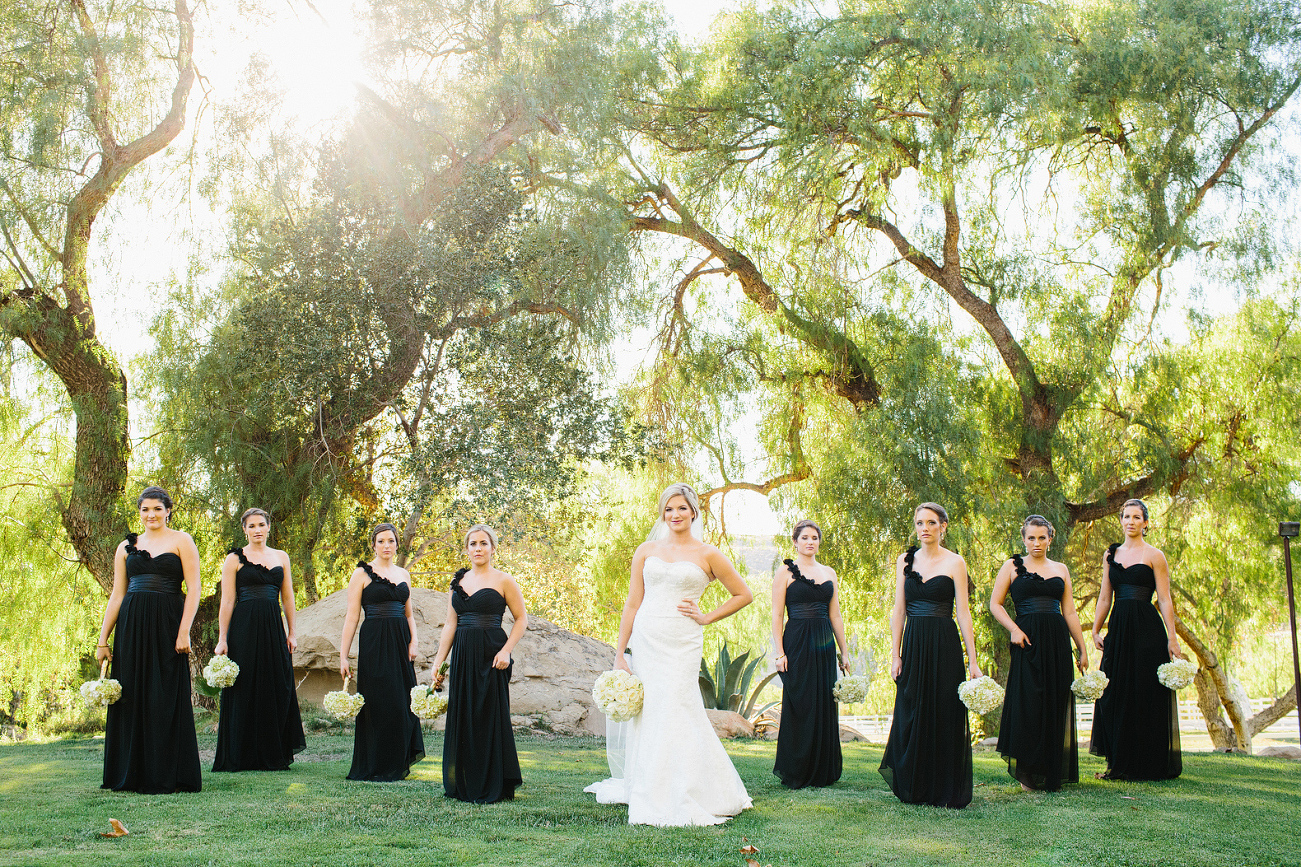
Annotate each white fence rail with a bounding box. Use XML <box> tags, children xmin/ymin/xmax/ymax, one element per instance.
<box><xmin>843</xmin><ymin>698</ymin><xmax>1299</xmax><ymax>741</ymax></box>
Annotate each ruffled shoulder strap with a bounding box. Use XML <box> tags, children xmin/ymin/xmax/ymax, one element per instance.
<box><xmin>1011</xmin><ymin>553</ymin><xmax>1027</xmax><ymax>578</ymax></box>
<box><xmin>1105</xmin><ymin>542</ymin><xmax>1121</xmax><ymax>567</ymax></box>
<box><xmin>784</xmin><ymin>558</ymin><xmax>817</xmax><ymax>588</ymax></box>
<box><xmin>358</xmin><ymin>560</ymin><xmax>391</xmax><ymax>585</ymax></box>
<box><xmin>230</xmin><ymin>546</ymin><xmax>250</xmax><ymax>566</ymax></box>
<box><xmin>124</xmin><ymin>532</ymin><xmax>140</xmax><ymax>555</ymax></box>
<box><xmin>450</xmin><ymin>567</ymin><xmax>470</xmax><ymax>597</ymax></box>
<box><xmin>903</xmin><ymin>546</ymin><xmax>920</xmax><ymax>580</ymax></box>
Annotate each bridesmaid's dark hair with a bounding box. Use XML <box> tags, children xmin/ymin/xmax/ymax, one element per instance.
<box><xmin>914</xmin><ymin>501</ymin><xmax>948</xmax><ymax>524</ymax></box>
<box><xmin>240</xmin><ymin>507</ymin><xmax>270</xmax><ymax>527</ymax></box>
<box><xmin>137</xmin><ymin>485</ymin><xmax>173</xmax><ymax>518</ymax></box>
<box><xmin>1021</xmin><ymin>514</ymin><xmax>1055</xmax><ymax>539</ymax></box>
<box><xmin>791</xmin><ymin>519</ymin><xmax>822</xmax><ymax>542</ymax></box>
<box><xmin>370</xmin><ymin>522</ymin><xmax>400</xmax><ymax>546</ymax></box>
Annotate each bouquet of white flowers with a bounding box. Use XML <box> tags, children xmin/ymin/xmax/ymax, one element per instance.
<box><xmin>323</xmin><ymin>677</ymin><xmax>365</xmax><ymax>720</ymax></box>
<box><xmin>410</xmin><ymin>684</ymin><xmax>449</xmax><ymax>720</ymax></box>
<box><xmin>592</xmin><ymin>669</ymin><xmax>644</xmax><ymax>722</ymax></box>
<box><xmin>80</xmin><ymin>660</ymin><xmax>122</xmax><ymax>708</ymax></box>
<box><xmin>1157</xmin><ymin>658</ymin><xmax>1199</xmax><ymax>690</ymax></box>
<box><xmin>957</xmin><ymin>676</ymin><xmax>1005</xmax><ymax>714</ymax></box>
<box><xmin>832</xmin><ymin>674</ymin><xmax>871</xmax><ymax>704</ymax></box>
<box><xmin>202</xmin><ymin>654</ymin><xmax>240</xmax><ymax>690</ymax></box>
<box><xmin>1071</xmin><ymin>669</ymin><xmax>1109</xmax><ymax>702</ymax></box>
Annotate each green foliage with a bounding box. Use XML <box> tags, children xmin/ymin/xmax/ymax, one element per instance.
<box><xmin>698</xmin><ymin>639</ymin><xmax>776</xmax><ymax>717</ymax></box>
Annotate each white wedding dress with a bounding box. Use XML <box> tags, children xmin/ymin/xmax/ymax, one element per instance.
<box><xmin>585</xmin><ymin>557</ymin><xmax>752</xmax><ymax>826</ymax></box>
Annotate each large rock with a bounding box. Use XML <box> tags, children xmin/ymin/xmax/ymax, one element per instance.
<box><xmin>292</xmin><ymin>586</ymin><xmax>614</xmax><ymax>735</ymax></box>
<box><xmin>706</xmin><ymin>709</ymin><xmax>754</xmax><ymax>739</ymax></box>
<box><xmin>1258</xmin><ymin>745</ymin><xmax>1301</xmax><ymax>760</ymax></box>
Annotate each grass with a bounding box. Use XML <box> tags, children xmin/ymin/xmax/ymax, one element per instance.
<box><xmin>1</xmin><ymin>730</ymin><xmax>1298</xmax><ymax>867</ymax></box>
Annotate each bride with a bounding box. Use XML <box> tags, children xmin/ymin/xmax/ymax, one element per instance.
<box><xmin>585</xmin><ymin>483</ymin><xmax>754</xmax><ymax>826</ymax></box>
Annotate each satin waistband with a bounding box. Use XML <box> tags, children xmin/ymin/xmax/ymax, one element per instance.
<box><xmin>364</xmin><ymin>601</ymin><xmax>406</xmax><ymax>618</ymax></box>
<box><xmin>457</xmin><ymin>612</ymin><xmax>503</xmax><ymax>629</ymax></box>
<box><xmin>907</xmin><ymin>599</ymin><xmax>953</xmax><ymax>617</ymax></box>
<box><xmin>1114</xmin><ymin>584</ymin><xmax>1154</xmax><ymax>602</ymax></box>
<box><xmin>1015</xmin><ymin>597</ymin><xmax>1062</xmax><ymax>615</ymax></box>
<box><xmin>237</xmin><ymin>585</ymin><xmax>281</xmax><ymax>602</ymax></box>
<box><xmin>128</xmin><ymin>573</ymin><xmax>181</xmax><ymax>594</ymax></box>
<box><xmin>787</xmin><ymin>602</ymin><xmax>829</xmax><ymax>620</ymax></box>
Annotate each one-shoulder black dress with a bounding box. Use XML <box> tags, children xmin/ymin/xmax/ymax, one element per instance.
<box><xmin>443</xmin><ymin>569</ymin><xmax>521</xmax><ymax>803</ymax></box>
<box><xmin>996</xmin><ymin>555</ymin><xmax>1078</xmax><ymax>790</ymax></box>
<box><xmin>346</xmin><ymin>563</ymin><xmax>425</xmax><ymax>781</ymax></box>
<box><xmin>213</xmin><ymin>548</ymin><xmax>305</xmax><ymax>772</ymax></box>
<box><xmin>773</xmin><ymin>560</ymin><xmax>841</xmax><ymax>788</ymax></box>
<box><xmin>102</xmin><ymin>534</ymin><xmax>202</xmax><ymax>793</ymax></box>
<box><xmin>1090</xmin><ymin>544</ymin><xmax>1181</xmax><ymax>780</ymax></box>
<box><xmin>879</xmin><ymin>547</ymin><xmax>971</xmax><ymax>808</ymax></box>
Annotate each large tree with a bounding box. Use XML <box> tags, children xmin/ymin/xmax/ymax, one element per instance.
<box><xmin>0</xmin><ymin>0</ymin><xmax>196</xmax><ymax>591</ymax></box>
<box><xmin>527</xmin><ymin>0</ymin><xmax>1301</xmax><ymax>737</ymax></box>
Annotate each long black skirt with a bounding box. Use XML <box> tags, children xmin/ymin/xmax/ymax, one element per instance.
<box><xmin>997</xmin><ymin>612</ymin><xmax>1078</xmax><ymax>790</ymax></box>
<box><xmin>773</xmin><ymin>616</ymin><xmax>841</xmax><ymax>788</ymax></box>
<box><xmin>1090</xmin><ymin>601</ymin><xmax>1181</xmax><ymax>780</ymax></box>
<box><xmin>102</xmin><ymin>590</ymin><xmax>202</xmax><ymax>794</ymax></box>
<box><xmin>346</xmin><ymin>618</ymin><xmax>424</xmax><ymax>781</ymax></box>
<box><xmin>879</xmin><ymin>616</ymin><xmax>971</xmax><ymax>808</ymax></box>
<box><xmin>213</xmin><ymin>599</ymin><xmax>305</xmax><ymax>771</ymax></box>
<box><xmin>443</xmin><ymin>626</ymin><xmax>520</xmax><ymax>803</ymax></box>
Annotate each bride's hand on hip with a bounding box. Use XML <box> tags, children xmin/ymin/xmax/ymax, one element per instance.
<box><xmin>677</xmin><ymin>599</ymin><xmax>708</xmax><ymax>624</ymax></box>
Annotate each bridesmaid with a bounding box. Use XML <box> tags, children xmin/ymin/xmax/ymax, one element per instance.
<box><xmin>429</xmin><ymin>525</ymin><xmax>526</xmax><ymax>803</ymax></box>
<box><xmin>212</xmin><ymin>508</ymin><xmax>306</xmax><ymax>771</ymax></box>
<box><xmin>879</xmin><ymin>502</ymin><xmax>981</xmax><ymax>808</ymax></box>
<box><xmin>989</xmin><ymin>515</ymin><xmax>1089</xmax><ymax>791</ymax></box>
<box><xmin>339</xmin><ymin>522</ymin><xmax>425</xmax><ymax>781</ymax></box>
<box><xmin>771</xmin><ymin>519</ymin><xmax>850</xmax><ymax>788</ymax></box>
<box><xmin>1090</xmin><ymin>499</ymin><xmax>1183</xmax><ymax>780</ymax></box>
<box><xmin>96</xmin><ymin>485</ymin><xmax>202</xmax><ymax>793</ymax></box>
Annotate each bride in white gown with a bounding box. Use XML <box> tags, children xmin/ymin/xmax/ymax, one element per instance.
<box><xmin>585</xmin><ymin>483</ymin><xmax>754</xmax><ymax>826</ymax></box>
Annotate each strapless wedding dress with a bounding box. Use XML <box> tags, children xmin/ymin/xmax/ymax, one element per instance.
<box><xmin>585</xmin><ymin>556</ymin><xmax>752</xmax><ymax>825</ymax></box>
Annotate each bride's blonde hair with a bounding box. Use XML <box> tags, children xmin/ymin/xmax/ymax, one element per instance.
<box><xmin>646</xmin><ymin>483</ymin><xmax>704</xmax><ymax>542</ymax></box>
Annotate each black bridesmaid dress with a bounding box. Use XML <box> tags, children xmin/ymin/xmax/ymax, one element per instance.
<box><xmin>443</xmin><ymin>569</ymin><xmax>521</xmax><ymax>803</ymax></box>
<box><xmin>996</xmin><ymin>554</ymin><xmax>1078</xmax><ymax>790</ymax></box>
<box><xmin>346</xmin><ymin>563</ymin><xmax>425</xmax><ymax>781</ymax></box>
<box><xmin>102</xmin><ymin>533</ymin><xmax>202</xmax><ymax>793</ymax></box>
<box><xmin>1089</xmin><ymin>544</ymin><xmax>1181</xmax><ymax>780</ymax></box>
<box><xmin>212</xmin><ymin>548</ymin><xmax>305</xmax><ymax>772</ymax></box>
<box><xmin>773</xmin><ymin>560</ymin><xmax>842</xmax><ymax>788</ymax></box>
<box><xmin>879</xmin><ymin>547</ymin><xmax>972</xmax><ymax>808</ymax></box>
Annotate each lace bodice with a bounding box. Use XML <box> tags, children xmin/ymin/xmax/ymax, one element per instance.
<box><xmin>640</xmin><ymin>557</ymin><xmax>710</xmax><ymax>616</ymax></box>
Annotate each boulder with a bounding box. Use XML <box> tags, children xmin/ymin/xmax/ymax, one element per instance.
<box><xmin>706</xmin><ymin>709</ymin><xmax>755</xmax><ymax>739</ymax></box>
<box><xmin>839</xmin><ymin>724</ymin><xmax>868</xmax><ymax>742</ymax></box>
<box><xmin>292</xmin><ymin>586</ymin><xmax>614</xmax><ymax>735</ymax></box>
<box><xmin>1258</xmin><ymin>745</ymin><xmax>1301</xmax><ymax>760</ymax></box>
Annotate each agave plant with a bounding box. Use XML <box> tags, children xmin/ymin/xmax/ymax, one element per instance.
<box><xmin>699</xmin><ymin>640</ymin><xmax>780</xmax><ymax>720</ymax></box>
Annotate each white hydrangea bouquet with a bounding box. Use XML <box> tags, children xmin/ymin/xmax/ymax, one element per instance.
<box><xmin>323</xmin><ymin>677</ymin><xmax>365</xmax><ymax>720</ymax></box>
<box><xmin>957</xmin><ymin>675</ymin><xmax>1005</xmax><ymax>714</ymax></box>
<box><xmin>1157</xmin><ymin>658</ymin><xmax>1199</xmax><ymax>690</ymax></box>
<box><xmin>592</xmin><ymin>669</ymin><xmax>644</xmax><ymax>722</ymax></box>
<box><xmin>1071</xmin><ymin>669</ymin><xmax>1110</xmax><ymax>702</ymax></box>
<box><xmin>80</xmin><ymin>660</ymin><xmax>123</xmax><ymax>708</ymax></box>
<box><xmin>202</xmin><ymin>654</ymin><xmax>240</xmax><ymax>689</ymax></box>
<box><xmin>832</xmin><ymin>674</ymin><xmax>871</xmax><ymax>703</ymax></box>
<box><xmin>410</xmin><ymin>684</ymin><xmax>449</xmax><ymax>720</ymax></box>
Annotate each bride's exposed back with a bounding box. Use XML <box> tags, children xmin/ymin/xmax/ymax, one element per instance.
<box><xmin>585</xmin><ymin>483</ymin><xmax>754</xmax><ymax>826</ymax></box>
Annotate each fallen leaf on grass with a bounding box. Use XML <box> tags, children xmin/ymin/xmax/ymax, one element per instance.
<box><xmin>741</xmin><ymin>845</ymin><xmax>759</xmax><ymax>855</ymax></box>
<box><xmin>100</xmin><ymin>818</ymin><xmax>128</xmax><ymax>838</ymax></box>
<box><xmin>1120</xmin><ymin>796</ymin><xmax>1136</xmax><ymax>800</ymax></box>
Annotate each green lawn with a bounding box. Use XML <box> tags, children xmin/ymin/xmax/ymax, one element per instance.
<box><xmin>1</xmin><ymin>731</ymin><xmax>1298</xmax><ymax>867</ymax></box>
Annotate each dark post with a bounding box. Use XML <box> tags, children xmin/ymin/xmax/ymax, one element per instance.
<box><xmin>1280</xmin><ymin>522</ymin><xmax>1301</xmax><ymax>745</ymax></box>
